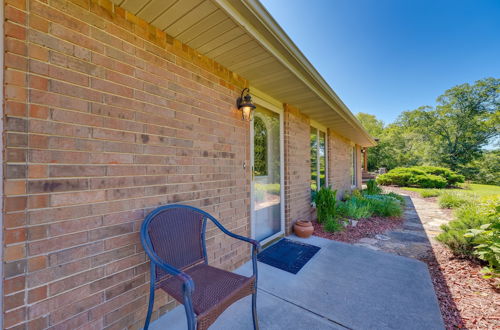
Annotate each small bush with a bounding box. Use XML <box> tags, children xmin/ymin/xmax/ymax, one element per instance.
<box><xmin>339</xmin><ymin>197</ymin><xmax>373</xmax><ymax>219</ymax></box>
<box><xmin>324</xmin><ymin>217</ymin><xmax>343</xmax><ymax>232</ymax></box>
<box><xmin>464</xmin><ymin>223</ymin><xmax>500</xmax><ymax>279</ymax></box>
<box><xmin>420</xmin><ymin>189</ymin><xmax>441</xmax><ymax>198</ymax></box>
<box><xmin>409</xmin><ymin>174</ymin><xmax>447</xmax><ymax>188</ymax></box>
<box><xmin>365</xmin><ymin>195</ymin><xmax>403</xmax><ymax>217</ymax></box>
<box><xmin>365</xmin><ymin>179</ymin><xmax>382</xmax><ymax>195</ymax></box>
<box><xmin>438</xmin><ymin>192</ymin><xmax>475</xmax><ymax>209</ymax></box>
<box><xmin>344</xmin><ymin>189</ymin><xmax>362</xmax><ymax>201</ymax></box>
<box><xmin>315</xmin><ymin>187</ymin><xmax>337</xmax><ymax>224</ymax></box>
<box><xmin>437</xmin><ymin>196</ymin><xmax>499</xmax><ymax>257</ymax></box>
<box><xmin>377</xmin><ymin>166</ymin><xmax>463</xmax><ymax>188</ymax></box>
<box><xmin>377</xmin><ymin>167</ymin><xmax>424</xmax><ymax>186</ymax></box>
<box><xmin>385</xmin><ymin>192</ymin><xmax>406</xmax><ymax>205</ymax></box>
<box><xmin>414</xmin><ymin>166</ymin><xmax>465</xmax><ymax>185</ymax></box>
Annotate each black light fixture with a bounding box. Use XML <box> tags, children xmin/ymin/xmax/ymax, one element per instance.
<box><xmin>237</xmin><ymin>88</ymin><xmax>256</xmax><ymax>121</ymax></box>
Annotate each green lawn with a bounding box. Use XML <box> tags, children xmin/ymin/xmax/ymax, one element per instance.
<box><xmin>403</xmin><ymin>183</ymin><xmax>500</xmax><ymax>197</ymax></box>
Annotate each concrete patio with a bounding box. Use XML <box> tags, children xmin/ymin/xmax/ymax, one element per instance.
<box><xmin>150</xmin><ymin>236</ymin><xmax>444</xmax><ymax>330</ymax></box>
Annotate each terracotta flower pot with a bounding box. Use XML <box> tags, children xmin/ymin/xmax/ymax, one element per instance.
<box><xmin>294</xmin><ymin>220</ymin><xmax>314</xmax><ymax>238</ymax></box>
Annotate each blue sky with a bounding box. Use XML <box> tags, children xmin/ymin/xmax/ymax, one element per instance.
<box><xmin>261</xmin><ymin>0</ymin><xmax>500</xmax><ymax>124</ymax></box>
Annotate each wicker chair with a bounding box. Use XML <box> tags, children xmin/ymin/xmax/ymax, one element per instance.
<box><xmin>140</xmin><ymin>204</ymin><xmax>260</xmax><ymax>330</ymax></box>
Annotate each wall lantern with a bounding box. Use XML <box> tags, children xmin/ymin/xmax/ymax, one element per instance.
<box><xmin>237</xmin><ymin>88</ymin><xmax>256</xmax><ymax>121</ymax></box>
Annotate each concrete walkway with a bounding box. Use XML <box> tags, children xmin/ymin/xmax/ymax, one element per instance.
<box><xmin>150</xmin><ymin>235</ymin><xmax>444</xmax><ymax>330</ymax></box>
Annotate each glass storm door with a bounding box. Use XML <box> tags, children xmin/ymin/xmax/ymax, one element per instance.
<box><xmin>251</xmin><ymin>107</ymin><xmax>282</xmax><ymax>243</ymax></box>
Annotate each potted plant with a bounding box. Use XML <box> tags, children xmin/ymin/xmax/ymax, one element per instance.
<box><xmin>293</xmin><ymin>220</ymin><xmax>314</xmax><ymax>238</ymax></box>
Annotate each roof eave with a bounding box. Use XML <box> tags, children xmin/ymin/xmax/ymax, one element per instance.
<box><xmin>215</xmin><ymin>0</ymin><xmax>377</xmax><ymax>147</ymax></box>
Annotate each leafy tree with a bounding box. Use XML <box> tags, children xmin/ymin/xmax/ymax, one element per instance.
<box><xmin>403</xmin><ymin>78</ymin><xmax>500</xmax><ymax>171</ymax></box>
<box><xmin>463</xmin><ymin>150</ymin><xmax>500</xmax><ymax>185</ymax></box>
<box><xmin>357</xmin><ymin>78</ymin><xmax>500</xmax><ymax>176</ymax></box>
<box><xmin>356</xmin><ymin>113</ymin><xmax>387</xmax><ymax>171</ymax></box>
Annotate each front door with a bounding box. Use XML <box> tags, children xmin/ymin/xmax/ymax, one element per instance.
<box><xmin>251</xmin><ymin>106</ymin><xmax>283</xmax><ymax>243</ymax></box>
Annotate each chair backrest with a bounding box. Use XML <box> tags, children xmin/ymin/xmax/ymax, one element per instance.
<box><xmin>142</xmin><ymin>205</ymin><xmax>206</xmax><ymax>284</ymax></box>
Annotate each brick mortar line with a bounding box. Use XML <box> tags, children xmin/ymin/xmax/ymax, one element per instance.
<box><xmin>24</xmin><ymin>251</ymin><xmax>146</xmax><ymax>291</ymax></box>
<box><xmin>25</xmin><ymin>60</ymin><xmax>238</xmax><ymax>114</ymax></box>
<box><xmin>6</xmin><ymin>146</ymin><xmax>238</xmax><ymax>156</ymax></box>
<box><xmin>7</xmin><ymin>175</ymin><xmax>248</xmax><ymax>182</ymax></box>
<box><xmin>5</xmin><ymin>142</ymin><xmax>247</xmax><ymax>156</ymax></box>
<box><xmin>21</xmin><ymin>202</ymin><xmax>250</xmax><ymax>228</ymax></box>
<box><xmin>6</xmin><ymin>128</ymin><xmax>246</xmax><ymax>148</ymax></box>
<box><xmin>6</xmin><ymin>148</ymin><xmax>244</xmax><ymax>160</ymax></box>
<box><xmin>47</xmin><ymin>276</ymin><xmax>150</xmax><ymax>328</ymax></box>
<box><xmin>20</xmin><ymin>190</ymin><xmax>249</xmax><ymax>214</ymax></box>
<box><xmin>5</xmin><ymin>210</ymin><xmax>248</xmax><ymax>232</ymax></box>
<box><xmin>26</xmin><ymin>6</ymin><xmax>243</xmax><ymax>93</ymax></box>
<box><xmin>21</xmin><ymin>99</ymin><xmax>244</xmax><ymax>134</ymax></box>
<box><xmin>24</xmin><ymin>82</ymin><xmax>240</xmax><ymax>126</ymax></box>
<box><xmin>11</xmin><ymin>188</ymin><xmax>249</xmax><ymax>199</ymax></box>
<box><xmin>19</xmin><ymin>240</ymin><xmax>243</xmax><ymax>301</ymax></box>
<box><xmin>8</xmin><ymin>195</ymin><xmax>250</xmax><ymax>217</ymax></box>
<box><xmin>21</xmin><ymin>37</ymin><xmax>240</xmax><ymax>109</ymax></box>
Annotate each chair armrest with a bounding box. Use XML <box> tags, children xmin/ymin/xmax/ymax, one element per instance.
<box><xmin>210</xmin><ymin>219</ymin><xmax>261</xmax><ymax>252</ymax></box>
<box><xmin>209</xmin><ymin>218</ymin><xmax>261</xmax><ymax>279</ymax></box>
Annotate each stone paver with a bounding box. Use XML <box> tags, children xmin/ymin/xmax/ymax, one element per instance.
<box><xmin>353</xmin><ymin>188</ymin><xmax>453</xmax><ymax>260</ymax></box>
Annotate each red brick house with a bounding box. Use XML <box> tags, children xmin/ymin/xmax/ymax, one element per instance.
<box><xmin>1</xmin><ymin>0</ymin><xmax>375</xmax><ymax>328</ymax></box>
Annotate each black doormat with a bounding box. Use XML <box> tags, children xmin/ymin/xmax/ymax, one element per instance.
<box><xmin>257</xmin><ymin>238</ymin><xmax>320</xmax><ymax>274</ymax></box>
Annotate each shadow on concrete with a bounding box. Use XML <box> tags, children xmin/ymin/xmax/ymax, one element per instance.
<box><xmin>151</xmin><ymin>232</ymin><xmax>446</xmax><ymax>330</ymax></box>
<box><xmin>379</xmin><ymin>193</ymin><xmax>464</xmax><ymax>329</ymax></box>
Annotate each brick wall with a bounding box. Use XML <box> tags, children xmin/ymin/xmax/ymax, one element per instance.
<box><xmin>3</xmin><ymin>0</ymin><xmax>252</xmax><ymax>329</ymax></box>
<box><xmin>283</xmin><ymin>104</ymin><xmax>311</xmax><ymax>234</ymax></box>
<box><xmin>328</xmin><ymin>130</ymin><xmax>360</xmax><ymax>198</ymax></box>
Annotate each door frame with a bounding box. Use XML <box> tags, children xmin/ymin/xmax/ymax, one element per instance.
<box><xmin>249</xmin><ymin>88</ymin><xmax>285</xmax><ymax>245</ymax></box>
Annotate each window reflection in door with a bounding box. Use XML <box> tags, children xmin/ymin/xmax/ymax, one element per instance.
<box><xmin>253</xmin><ymin>108</ymin><xmax>281</xmax><ymax>242</ymax></box>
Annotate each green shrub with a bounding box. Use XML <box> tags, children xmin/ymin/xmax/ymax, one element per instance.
<box><xmin>377</xmin><ymin>166</ymin><xmax>463</xmax><ymax>188</ymax></box>
<box><xmin>438</xmin><ymin>192</ymin><xmax>475</xmax><ymax>209</ymax></box>
<box><xmin>420</xmin><ymin>189</ymin><xmax>441</xmax><ymax>198</ymax></box>
<box><xmin>385</xmin><ymin>192</ymin><xmax>406</xmax><ymax>205</ymax></box>
<box><xmin>437</xmin><ymin>196</ymin><xmax>499</xmax><ymax>257</ymax></box>
<box><xmin>315</xmin><ymin>187</ymin><xmax>337</xmax><ymax>224</ymax></box>
<box><xmin>377</xmin><ymin>167</ymin><xmax>424</xmax><ymax>186</ymax></box>
<box><xmin>338</xmin><ymin>193</ymin><xmax>403</xmax><ymax>219</ymax></box>
<box><xmin>343</xmin><ymin>189</ymin><xmax>362</xmax><ymax>201</ymax></box>
<box><xmin>365</xmin><ymin>179</ymin><xmax>382</xmax><ymax>195</ymax></box>
<box><xmin>339</xmin><ymin>197</ymin><xmax>373</xmax><ymax>219</ymax></box>
<box><xmin>409</xmin><ymin>174</ymin><xmax>447</xmax><ymax>188</ymax></box>
<box><xmin>464</xmin><ymin>223</ymin><xmax>500</xmax><ymax>279</ymax></box>
<box><xmin>324</xmin><ymin>217</ymin><xmax>343</xmax><ymax>232</ymax></box>
<box><xmin>365</xmin><ymin>195</ymin><xmax>403</xmax><ymax>217</ymax></box>
<box><xmin>414</xmin><ymin>166</ymin><xmax>465</xmax><ymax>185</ymax></box>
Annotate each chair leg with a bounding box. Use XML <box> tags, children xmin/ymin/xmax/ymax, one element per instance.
<box><xmin>184</xmin><ymin>304</ymin><xmax>196</xmax><ymax>330</ymax></box>
<box><xmin>252</xmin><ymin>290</ymin><xmax>259</xmax><ymax>330</ymax></box>
<box><xmin>144</xmin><ymin>284</ymin><xmax>155</xmax><ymax>330</ymax></box>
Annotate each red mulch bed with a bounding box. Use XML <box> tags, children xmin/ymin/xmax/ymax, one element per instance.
<box><xmin>312</xmin><ymin>216</ymin><xmax>404</xmax><ymax>243</ymax></box>
<box><xmin>422</xmin><ymin>243</ymin><xmax>500</xmax><ymax>329</ymax></box>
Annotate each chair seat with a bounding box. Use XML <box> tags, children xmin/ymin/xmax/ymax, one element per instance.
<box><xmin>159</xmin><ymin>264</ymin><xmax>255</xmax><ymax>328</ymax></box>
